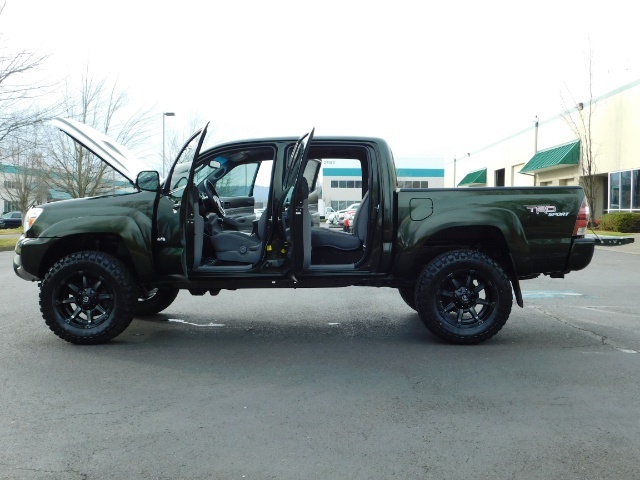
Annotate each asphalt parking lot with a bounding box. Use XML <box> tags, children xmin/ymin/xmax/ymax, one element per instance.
<box><xmin>0</xmin><ymin>241</ymin><xmax>639</xmax><ymax>479</ymax></box>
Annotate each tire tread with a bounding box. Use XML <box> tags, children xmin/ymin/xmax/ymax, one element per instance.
<box><xmin>415</xmin><ymin>249</ymin><xmax>512</xmax><ymax>345</ymax></box>
<box><xmin>39</xmin><ymin>251</ymin><xmax>136</xmax><ymax>344</ymax></box>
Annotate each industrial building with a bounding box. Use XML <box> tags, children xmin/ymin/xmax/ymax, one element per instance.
<box><xmin>450</xmin><ymin>78</ymin><xmax>640</xmax><ymax>220</ymax></box>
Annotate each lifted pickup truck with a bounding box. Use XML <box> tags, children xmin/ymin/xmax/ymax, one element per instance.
<box><xmin>14</xmin><ymin>118</ymin><xmax>595</xmax><ymax>345</ymax></box>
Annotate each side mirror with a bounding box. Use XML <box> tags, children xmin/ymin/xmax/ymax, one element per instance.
<box><xmin>136</xmin><ymin>171</ymin><xmax>160</xmax><ymax>192</ymax></box>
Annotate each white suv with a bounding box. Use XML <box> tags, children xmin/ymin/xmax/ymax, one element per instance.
<box><xmin>332</xmin><ymin>203</ymin><xmax>360</xmax><ymax>224</ymax></box>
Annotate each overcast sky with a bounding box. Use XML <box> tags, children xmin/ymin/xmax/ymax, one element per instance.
<box><xmin>2</xmin><ymin>0</ymin><xmax>640</xmax><ymax>164</ymax></box>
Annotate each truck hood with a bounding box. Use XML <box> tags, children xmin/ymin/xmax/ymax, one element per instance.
<box><xmin>51</xmin><ymin>117</ymin><xmax>148</xmax><ymax>184</ymax></box>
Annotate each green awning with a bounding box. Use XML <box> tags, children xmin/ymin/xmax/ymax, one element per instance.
<box><xmin>457</xmin><ymin>168</ymin><xmax>487</xmax><ymax>186</ymax></box>
<box><xmin>520</xmin><ymin>140</ymin><xmax>580</xmax><ymax>173</ymax></box>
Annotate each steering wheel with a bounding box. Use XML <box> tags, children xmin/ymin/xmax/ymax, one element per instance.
<box><xmin>204</xmin><ymin>179</ymin><xmax>226</xmax><ymax>217</ymax></box>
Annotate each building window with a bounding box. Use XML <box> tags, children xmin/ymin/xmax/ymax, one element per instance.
<box><xmin>633</xmin><ymin>171</ymin><xmax>640</xmax><ymax>209</ymax></box>
<box><xmin>610</xmin><ymin>172</ymin><xmax>620</xmax><ymax>209</ymax></box>
<box><xmin>330</xmin><ymin>200</ymin><xmax>359</xmax><ymax>211</ymax></box>
<box><xmin>620</xmin><ymin>170</ymin><xmax>632</xmax><ymax>209</ymax></box>
<box><xmin>397</xmin><ymin>180</ymin><xmax>428</xmax><ymax>189</ymax></box>
<box><xmin>495</xmin><ymin>168</ymin><xmax>505</xmax><ymax>187</ymax></box>
<box><xmin>327</xmin><ymin>179</ymin><xmax>362</xmax><ymax>189</ymax></box>
<box><xmin>609</xmin><ymin>169</ymin><xmax>640</xmax><ymax>211</ymax></box>
<box><xmin>3</xmin><ymin>200</ymin><xmax>17</xmax><ymax>213</ymax></box>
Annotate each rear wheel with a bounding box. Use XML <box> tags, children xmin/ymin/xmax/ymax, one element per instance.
<box><xmin>415</xmin><ymin>249</ymin><xmax>512</xmax><ymax>344</ymax></box>
<box><xmin>39</xmin><ymin>251</ymin><xmax>136</xmax><ymax>344</ymax></box>
<box><xmin>136</xmin><ymin>286</ymin><xmax>179</xmax><ymax>316</ymax></box>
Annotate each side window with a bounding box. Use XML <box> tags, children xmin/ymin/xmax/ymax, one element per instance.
<box><xmin>215</xmin><ymin>163</ymin><xmax>260</xmax><ymax>197</ymax></box>
<box><xmin>255</xmin><ymin>160</ymin><xmax>274</xmax><ymax>189</ymax></box>
<box><xmin>302</xmin><ymin>159</ymin><xmax>320</xmax><ymax>191</ymax></box>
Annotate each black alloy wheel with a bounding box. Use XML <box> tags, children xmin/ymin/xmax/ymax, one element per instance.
<box><xmin>415</xmin><ymin>249</ymin><xmax>512</xmax><ymax>344</ymax></box>
<box><xmin>40</xmin><ymin>251</ymin><xmax>136</xmax><ymax>344</ymax></box>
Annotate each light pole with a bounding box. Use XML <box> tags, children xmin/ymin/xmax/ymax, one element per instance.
<box><xmin>162</xmin><ymin>112</ymin><xmax>175</xmax><ymax>177</ymax></box>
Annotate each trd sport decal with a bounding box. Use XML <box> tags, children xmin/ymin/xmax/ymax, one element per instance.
<box><xmin>524</xmin><ymin>205</ymin><xmax>570</xmax><ymax>217</ymax></box>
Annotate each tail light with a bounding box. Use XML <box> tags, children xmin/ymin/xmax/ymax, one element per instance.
<box><xmin>573</xmin><ymin>197</ymin><xmax>588</xmax><ymax>236</ymax></box>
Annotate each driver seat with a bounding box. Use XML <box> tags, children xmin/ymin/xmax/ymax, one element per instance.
<box><xmin>209</xmin><ymin>209</ymin><xmax>268</xmax><ymax>264</ymax></box>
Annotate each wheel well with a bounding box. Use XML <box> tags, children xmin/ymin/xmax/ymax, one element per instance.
<box><xmin>38</xmin><ymin>234</ymin><xmax>134</xmax><ymax>279</ymax></box>
<box><xmin>410</xmin><ymin>226</ymin><xmax>513</xmax><ymax>278</ymax></box>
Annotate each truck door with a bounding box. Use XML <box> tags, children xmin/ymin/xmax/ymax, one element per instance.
<box><xmin>155</xmin><ymin>124</ymin><xmax>209</xmax><ymax>277</ymax></box>
<box><xmin>152</xmin><ymin>128</ymin><xmax>207</xmax><ymax>274</ymax></box>
<box><xmin>280</xmin><ymin>129</ymin><xmax>314</xmax><ymax>276</ymax></box>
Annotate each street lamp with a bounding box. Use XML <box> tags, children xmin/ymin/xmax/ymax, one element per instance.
<box><xmin>162</xmin><ymin>112</ymin><xmax>175</xmax><ymax>177</ymax></box>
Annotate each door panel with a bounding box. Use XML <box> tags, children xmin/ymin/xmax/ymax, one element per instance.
<box><xmin>177</xmin><ymin>124</ymin><xmax>209</xmax><ymax>277</ymax></box>
<box><xmin>281</xmin><ymin>129</ymin><xmax>315</xmax><ymax>275</ymax></box>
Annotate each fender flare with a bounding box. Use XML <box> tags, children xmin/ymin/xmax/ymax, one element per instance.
<box><xmin>39</xmin><ymin>214</ymin><xmax>154</xmax><ymax>281</ymax></box>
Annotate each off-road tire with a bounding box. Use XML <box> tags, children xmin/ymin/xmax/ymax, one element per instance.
<box><xmin>415</xmin><ymin>249</ymin><xmax>512</xmax><ymax>345</ymax></box>
<box><xmin>136</xmin><ymin>286</ymin><xmax>179</xmax><ymax>316</ymax></box>
<box><xmin>39</xmin><ymin>251</ymin><xmax>137</xmax><ymax>345</ymax></box>
<box><xmin>398</xmin><ymin>287</ymin><xmax>417</xmax><ymax>311</ymax></box>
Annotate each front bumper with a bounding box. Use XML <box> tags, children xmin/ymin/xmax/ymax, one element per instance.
<box><xmin>13</xmin><ymin>235</ymin><xmax>41</xmax><ymax>282</ymax></box>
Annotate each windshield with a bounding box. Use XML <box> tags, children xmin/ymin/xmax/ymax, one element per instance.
<box><xmin>195</xmin><ymin>158</ymin><xmax>222</xmax><ymax>185</ymax></box>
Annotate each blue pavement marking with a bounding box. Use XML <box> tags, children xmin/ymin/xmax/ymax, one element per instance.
<box><xmin>521</xmin><ymin>290</ymin><xmax>583</xmax><ymax>299</ymax></box>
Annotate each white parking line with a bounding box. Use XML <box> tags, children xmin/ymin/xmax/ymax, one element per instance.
<box><xmin>168</xmin><ymin>319</ymin><xmax>225</xmax><ymax>327</ymax></box>
<box><xmin>617</xmin><ymin>348</ymin><xmax>638</xmax><ymax>354</ymax></box>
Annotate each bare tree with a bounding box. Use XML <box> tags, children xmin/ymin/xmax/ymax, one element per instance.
<box><xmin>163</xmin><ymin>114</ymin><xmax>209</xmax><ymax>171</ymax></box>
<box><xmin>562</xmin><ymin>44</ymin><xmax>598</xmax><ymax>226</ymax></box>
<box><xmin>44</xmin><ymin>66</ymin><xmax>154</xmax><ymax>198</ymax></box>
<box><xmin>0</xmin><ymin>1</ymin><xmax>53</xmax><ymax>146</ymax></box>
<box><xmin>1</xmin><ymin>130</ymin><xmax>48</xmax><ymax>214</ymax></box>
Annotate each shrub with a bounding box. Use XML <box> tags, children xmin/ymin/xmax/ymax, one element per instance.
<box><xmin>598</xmin><ymin>212</ymin><xmax>640</xmax><ymax>232</ymax></box>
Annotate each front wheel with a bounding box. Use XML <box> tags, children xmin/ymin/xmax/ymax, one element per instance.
<box><xmin>415</xmin><ymin>249</ymin><xmax>513</xmax><ymax>345</ymax></box>
<box><xmin>136</xmin><ymin>286</ymin><xmax>179</xmax><ymax>316</ymax></box>
<box><xmin>39</xmin><ymin>251</ymin><xmax>137</xmax><ymax>344</ymax></box>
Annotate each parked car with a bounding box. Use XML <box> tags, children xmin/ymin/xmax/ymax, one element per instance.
<box><xmin>342</xmin><ymin>211</ymin><xmax>355</xmax><ymax>233</ymax></box>
<box><xmin>0</xmin><ymin>211</ymin><xmax>22</xmax><ymax>229</ymax></box>
<box><xmin>326</xmin><ymin>210</ymin><xmax>338</xmax><ymax>224</ymax></box>
<box><xmin>337</xmin><ymin>203</ymin><xmax>360</xmax><ymax>222</ymax></box>
<box><xmin>323</xmin><ymin>206</ymin><xmax>336</xmax><ymax>222</ymax></box>
<box><xmin>329</xmin><ymin>203</ymin><xmax>360</xmax><ymax>224</ymax></box>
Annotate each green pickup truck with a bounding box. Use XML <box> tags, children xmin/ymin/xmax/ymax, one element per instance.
<box><xmin>14</xmin><ymin>118</ymin><xmax>595</xmax><ymax>345</ymax></box>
